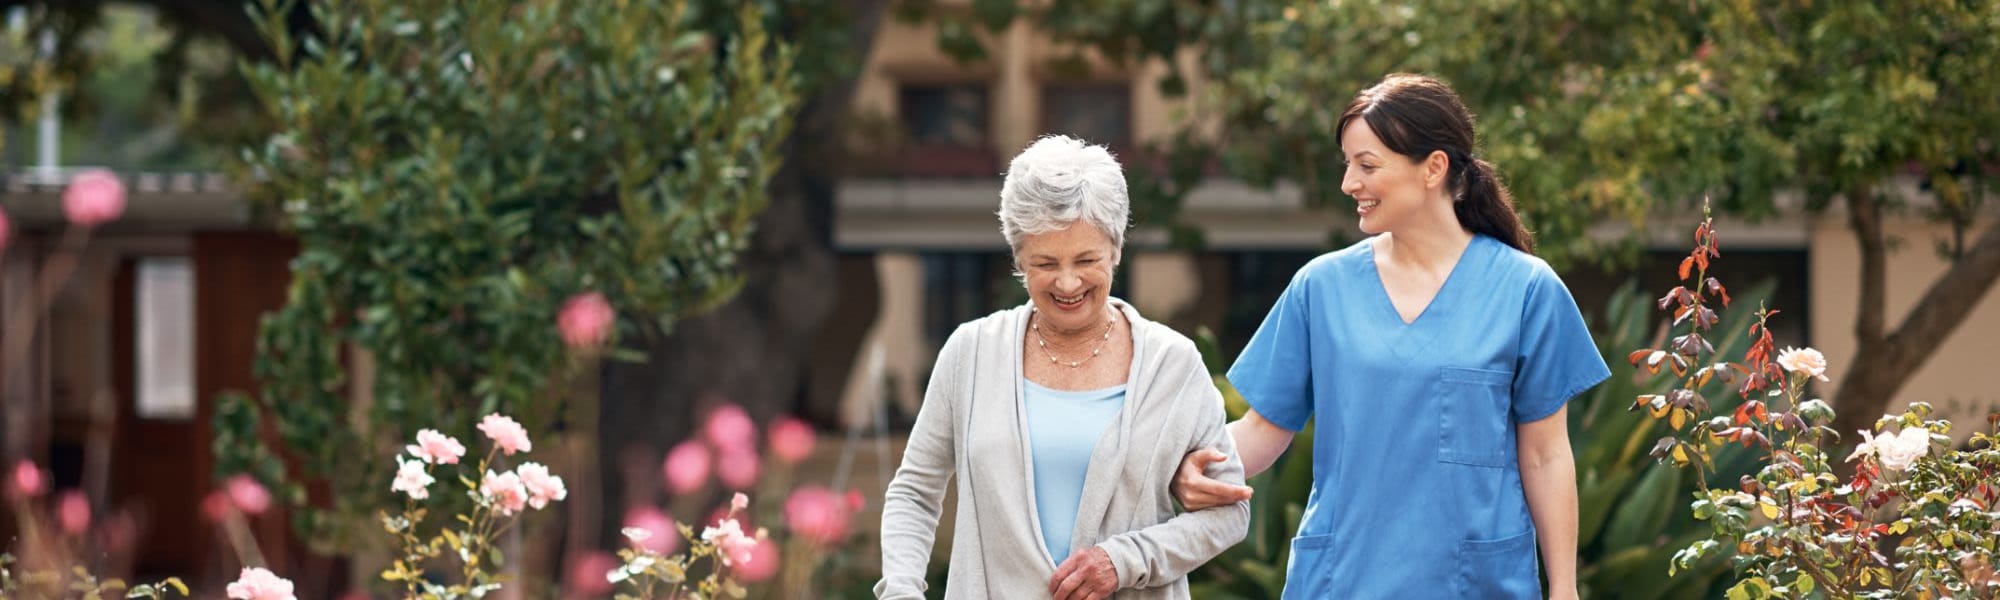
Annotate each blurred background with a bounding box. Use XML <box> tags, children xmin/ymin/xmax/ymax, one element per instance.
<box><xmin>0</xmin><ymin>0</ymin><xmax>1994</xmax><ymax>598</ymax></box>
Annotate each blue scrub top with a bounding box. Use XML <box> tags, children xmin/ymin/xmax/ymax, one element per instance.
<box><xmin>1228</xmin><ymin>234</ymin><xmax>1611</xmax><ymax>599</ymax></box>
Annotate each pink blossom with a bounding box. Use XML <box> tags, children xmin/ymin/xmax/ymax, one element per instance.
<box><xmin>517</xmin><ymin>462</ymin><xmax>567</xmax><ymax>509</ymax></box>
<box><xmin>704</xmin><ymin>403</ymin><xmax>756</xmax><ymax>452</ymax></box>
<box><xmin>63</xmin><ymin>170</ymin><xmax>127</xmax><ymax>227</ymax></box>
<box><xmin>202</xmin><ymin>490</ymin><xmax>233</xmax><ymax>522</ymax></box>
<box><xmin>392</xmin><ymin>458</ymin><xmax>434</xmax><ymax>500</ymax></box>
<box><xmin>716</xmin><ymin>448</ymin><xmax>761</xmax><ymax>491</ymax></box>
<box><xmin>731</xmin><ymin>492</ymin><xmax>750</xmax><ymax>513</ymax></box>
<box><xmin>566</xmin><ymin>551</ymin><xmax>619</xmax><ymax>597</ymax></box>
<box><xmin>56</xmin><ymin>490</ymin><xmax>90</xmax><ymax>535</ymax></box>
<box><xmin>622</xmin><ymin>506</ymin><xmax>680</xmax><ymax>555</ymax></box>
<box><xmin>478</xmin><ymin>413</ymin><xmax>533</xmax><ymax>455</ymax></box>
<box><xmin>768</xmin><ymin>416</ymin><xmax>816</xmax><ymax>464</ymax></box>
<box><xmin>662</xmin><ymin>440</ymin><xmax>711</xmax><ymax>495</ymax></box>
<box><xmin>734</xmin><ymin>537</ymin><xmax>780</xmax><ymax>583</ymax></box>
<box><xmin>784</xmin><ymin>485</ymin><xmax>853</xmax><ymax>546</ymax></box>
<box><xmin>558</xmin><ymin>292</ymin><xmax>615</xmax><ymax>349</ymax></box>
<box><xmin>225</xmin><ymin>567</ymin><xmax>296</xmax><ymax>600</ymax></box>
<box><xmin>845</xmin><ymin>489</ymin><xmax>866</xmax><ymax>512</ymax></box>
<box><xmin>481</xmin><ymin>470</ymin><xmax>529</xmax><ymax>516</ymax></box>
<box><xmin>0</xmin><ymin>206</ymin><xmax>11</xmax><ymax>249</ymax></box>
<box><xmin>406</xmin><ymin>429</ymin><xmax>466</xmax><ymax>465</ymax></box>
<box><xmin>227</xmin><ymin>475</ymin><xmax>272</xmax><ymax>516</ymax></box>
<box><xmin>700</xmin><ymin>518</ymin><xmax>757</xmax><ymax>567</ymax></box>
<box><xmin>9</xmin><ymin>460</ymin><xmax>44</xmax><ymax>499</ymax></box>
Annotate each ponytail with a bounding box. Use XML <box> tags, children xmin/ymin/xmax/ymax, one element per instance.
<box><xmin>1452</xmin><ymin>152</ymin><xmax>1534</xmax><ymax>254</ymax></box>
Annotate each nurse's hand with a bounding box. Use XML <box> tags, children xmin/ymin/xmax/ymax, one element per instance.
<box><xmin>1171</xmin><ymin>448</ymin><xmax>1253</xmax><ymax>511</ymax></box>
<box><xmin>1049</xmin><ymin>546</ymin><xmax>1117</xmax><ymax>600</ymax></box>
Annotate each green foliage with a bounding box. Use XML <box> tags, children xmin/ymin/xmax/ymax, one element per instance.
<box><xmin>913</xmin><ymin>0</ymin><xmax>2000</xmax><ymax>269</ymax></box>
<box><xmin>1184</xmin><ymin>328</ymin><xmax>1312</xmax><ymax>600</ymax></box>
<box><xmin>214</xmin><ymin>0</ymin><xmax>799</xmax><ymax>550</ymax></box>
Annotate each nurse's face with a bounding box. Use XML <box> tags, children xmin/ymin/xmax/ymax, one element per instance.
<box><xmin>1339</xmin><ymin>119</ymin><xmax>1449</xmax><ymax>235</ymax></box>
<box><xmin>1015</xmin><ymin>222</ymin><xmax>1118</xmax><ymax>336</ymax></box>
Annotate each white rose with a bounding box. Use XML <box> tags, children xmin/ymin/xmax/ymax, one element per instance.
<box><xmin>1775</xmin><ymin>347</ymin><xmax>1830</xmax><ymax>382</ymax></box>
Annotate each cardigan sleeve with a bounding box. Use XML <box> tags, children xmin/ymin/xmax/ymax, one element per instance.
<box><xmin>1096</xmin><ymin>340</ymin><xmax>1251</xmax><ymax>589</ymax></box>
<box><xmin>875</xmin><ymin>323</ymin><xmax>972</xmax><ymax>599</ymax></box>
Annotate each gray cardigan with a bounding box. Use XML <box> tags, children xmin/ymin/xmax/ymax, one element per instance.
<box><xmin>876</xmin><ymin>301</ymin><xmax>1250</xmax><ymax>599</ymax></box>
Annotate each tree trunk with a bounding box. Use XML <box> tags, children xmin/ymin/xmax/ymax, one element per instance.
<box><xmin>1828</xmin><ymin>190</ymin><xmax>2000</xmax><ymax>438</ymax></box>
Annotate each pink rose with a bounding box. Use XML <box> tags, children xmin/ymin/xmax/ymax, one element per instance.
<box><xmin>845</xmin><ymin>489</ymin><xmax>866</xmax><ymax>512</ymax></box>
<box><xmin>64</xmin><ymin>170</ymin><xmax>127</xmax><ymax>227</ymax></box>
<box><xmin>622</xmin><ymin>506</ymin><xmax>680</xmax><ymax>555</ymax></box>
<box><xmin>392</xmin><ymin>458</ymin><xmax>434</xmax><ymax>500</ymax></box>
<box><xmin>700</xmin><ymin>518</ymin><xmax>757</xmax><ymax>567</ymax></box>
<box><xmin>734</xmin><ymin>536</ymin><xmax>780</xmax><ymax>583</ymax></box>
<box><xmin>784</xmin><ymin>485</ymin><xmax>852</xmax><ymax>546</ymax></box>
<box><xmin>704</xmin><ymin>403</ymin><xmax>756</xmax><ymax>452</ymax></box>
<box><xmin>662</xmin><ymin>440</ymin><xmax>711</xmax><ymax>495</ymax></box>
<box><xmin>566</xmin><ymin>551</ymin><xmax>619</xmax><ymax>597</ymax></box>
<box><xmin>716</xmin><ymin>448</ymin><xmax>761</xmax><ymax>491</ymax></box>
<box><xmin>558</xmin><ymin>292</ymin><xmax>615</xmax><ymax>349</ymax></box>
<box><xmin>225</xmin><ymin>567</ymin><xmax>297</xmax><ymax>600</ymax></box>
<box><xmin>57</xmin><ymin>490</ymin><xmax>90</xmax><ymax>535</ymax></box>
<box><xmin>478</xmin><ymin>413</ymin><xmax>533</xmax><ymax>455</ymax></box>
<box><xmin>481</xmin><ymin>470</ymin><xmax>529</xmax><ymax>516</ymax></box>
<box><xmin>9</xmin><ymin>460</ymin><xmax>44</xmax><ymax>499</ymax></box>
<box><xmin>768</xmin><ymin>416</ymin><xmax>816</xmax><ymax>464</ymax></box>
<box><xmin>202</xmin><ymin>490</ymin><xmax>233</xmax><ymax>522</ymax></box>
<box><xmin>517</xmin><ymin>462</ymin><xmax>567</xmax><ymax>509</ymax></box>
<box><xmin>227</xmin><ymin>475</ymin><xmax>272</xmax><ymax>516</ymax></box>
<box><xmin>406</xmin><ymin>429</ymin><xmax>466</xmax><ymax>464</ymax></box>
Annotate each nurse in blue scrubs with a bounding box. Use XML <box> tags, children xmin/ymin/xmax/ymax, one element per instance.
<box><xmin>1171</xmin><ymin>73</ymin><xmax>1610</xmax><ymax>599</ymax></box>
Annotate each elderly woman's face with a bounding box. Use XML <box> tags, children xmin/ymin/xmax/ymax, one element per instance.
<box><xmin>1016</xmin><ymin>222</ymin><xmax>1118</xmax><ymax>334</ymax></box>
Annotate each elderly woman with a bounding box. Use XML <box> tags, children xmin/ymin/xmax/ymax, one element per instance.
<box><xmin>876</xmin><ymin>135</ymin><xmax>1249</xmax><ymax>600</ymax></box>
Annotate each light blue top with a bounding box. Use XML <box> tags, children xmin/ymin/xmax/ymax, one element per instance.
<box><xmin>1227</xmin><ymin>234</ymin><xmax>1611</xmax><ymax>598</ymax></box>
<box><xmin>1022</xmin><ymin>379</ymin><xmax>1127</xmax><ymax>564</ymax></box>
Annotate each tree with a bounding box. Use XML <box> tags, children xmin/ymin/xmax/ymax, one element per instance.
<box><xmin>929</xmin><ymin>0</ymin><xmax>2000</xmax><ymax>442</ymax></box>
<box><xmin>214</xmin><ymin>0</ymin><xmax>799</xmax><ymax>549</ymax></box>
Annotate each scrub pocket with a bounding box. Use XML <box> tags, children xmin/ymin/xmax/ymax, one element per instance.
<box><xmin>1281</xmin><ymin>533</ymin><xmax>1338</xmax><ymax>599</ymax></box>
<box><xmin>1453</xmin><ymin>530</ymin><xmax>1540</xmax><ymax>599</ymax></box>
<box><xmin>1436</xmin><ymin>366</ymin><xmax>1515</xmax><ymax>468</ymax></box>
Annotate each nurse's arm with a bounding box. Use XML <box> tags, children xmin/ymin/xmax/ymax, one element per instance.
<box><xmin>1517</xmin><ymin>405</ymin><xmax>1580</xmax><ymax>600</ymax></box>
<box><xmin>1170</xmin><ymin>408</ymin><xmax>1293</xmax><ymax>511</ymax></box>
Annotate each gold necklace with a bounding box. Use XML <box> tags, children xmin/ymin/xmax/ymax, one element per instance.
<box><xmin>1031</xmin><ymin>307</ymin><xmax>1118</xmax><ymax>369</ymax></box>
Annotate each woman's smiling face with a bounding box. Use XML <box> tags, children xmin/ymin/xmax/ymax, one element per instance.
<box><xmin>1016</xmin><ymin>222</ymin><xmax>1118</xmax><ymax>334</ymax></box>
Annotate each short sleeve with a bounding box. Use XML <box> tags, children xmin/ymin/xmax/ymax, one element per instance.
<box><xmin>1226</xmin><ymin>268</ymin><xmax>1316</xmax><ymax>432</ymax></box>
<box><xmin>1511</xmin><ymin>266</ymin><xmax>1612</xmax><ymax>423</ymax></box>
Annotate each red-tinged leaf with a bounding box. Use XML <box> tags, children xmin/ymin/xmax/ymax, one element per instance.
<box><xmin>1718</xmin><ymin>287</ymin><xmax>1731</xmax><ymax>307</ymax></box>
<box><xmin>1627</xmin><ymin>349</ymin><xmax>1653</xmax><ymax>366</ymax></box>
<box><xmin>1695</xmin><ymin>252</ymin><xmax>1709</xmax><ymax>273</ymax></box>
<box><xmin>1678</xmin><ymin>256</ymin><xmax>1694</xmax><ymax>280</ymax></box>
<box><xmin>1669</xmin><ymin>355</ymin><xmax>1689</xmax><ymax>377</ymax></box>
<box><xmin>1674</xmin><ymin>305</ymin><xmax>1693</xmax><ymax>326</ymax></box>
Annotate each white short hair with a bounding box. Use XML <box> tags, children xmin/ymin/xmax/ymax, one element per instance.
<box><xmin>997</xmin><ymin>135</ymin><xmax>1130</xmax><ymax>258</ymax></box>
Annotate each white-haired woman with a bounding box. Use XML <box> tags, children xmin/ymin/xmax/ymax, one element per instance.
<box><xmin>876</xmin><ymin>136</ymin><xmax>1249</xmax><ymax>600</ymax></box>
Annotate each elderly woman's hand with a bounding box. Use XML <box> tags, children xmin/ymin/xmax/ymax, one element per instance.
<box><xmin>1049</xmin><ymin>546</ymin><xmax>1118</xmax><ymax>600</ymax></box>
<box><xmin>1171</xmin><ymin>448</ymin><xmax>1254</xmax><ymax>511</ymax></box>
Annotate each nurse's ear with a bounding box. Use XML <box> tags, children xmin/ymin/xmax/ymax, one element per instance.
<box><xmin>1422</xmin><ymin>149</ymin><xmax>1451</xmax><ymax>191</ymax></box>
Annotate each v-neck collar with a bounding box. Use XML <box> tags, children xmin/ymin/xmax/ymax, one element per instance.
<box><xmin>1361</xmin><ymin>234</ymin><xmax>1487</xmax><ymax>362</ymax></box>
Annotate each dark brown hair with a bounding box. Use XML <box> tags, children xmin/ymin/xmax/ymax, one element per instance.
<box><xmin>1336</xmin><ymin>73</ymin><xmax>1533</xmax><ymax>254</ymax></box>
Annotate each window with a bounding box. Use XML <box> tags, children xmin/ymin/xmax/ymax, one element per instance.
<box><xmin>900</xmin><ymin>85</ymin><xmax>990</xmax><ymax>147</ymax></box>
<box><xmin>134</xmin><ymin>257</ymin><xmax>194</xmax><ymax>420</ymax></box>
<box><xmin>1041</xmin><ymin>84</ymin><xmax>1133</xmax><ymax>150</ymax></box>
